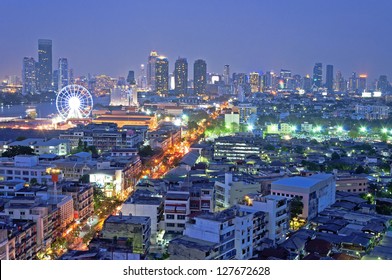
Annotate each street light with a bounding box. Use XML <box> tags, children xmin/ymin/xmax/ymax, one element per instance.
<box><xmin>359</xmin><ymin>126</ymin><xmax>367</xmax><ymax>133</ymax></box>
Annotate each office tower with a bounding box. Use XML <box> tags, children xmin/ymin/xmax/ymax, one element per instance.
<box><xmin>69</xmin><ymin>68</ymin><xmax>74</xmax><ymax>84</ymax></box>
<box><xmin>335</xmin><ymin>71</ymin><xmax>346</xmax><ymax>92</ymax></box>
<box><xmin>349</xmin><ymin>72</ymin><xmax>357</xmax><ymax>92</ymax></box>
<box><xmin>127</xmin><ymin>70</ymin><xmax>136</xmax><ymax>85</ymax></box>
<box><xmin>312</xmin><ymin>63</ymin><xmax>322</xmax><ymax>88</ymax></box>
<box><xmin>22</xmin><ymin>57</ymin><xmax>37</xmax><ymax>95</ymax></box>
<box><xmin>58</xmin><ymin>58</ymin><xmax>69</xmax><ymax>90</ymax></box>
<box><xmin>280</xmin><ymin>69</ymin><xmax>292</xmax><ymax>89</ymax></box>
<box><xmin>263</xmin><ymin>71</ymin><xmax>275</xmax><ymax>90</ymax></box>
<box><xmin>292</xmin><ymin>74</ymin><xmax>302</xmax><ymax>89</ymax></box>
<box><xmin>223</xmin><ymin>65</ymin><xmax>230</xmax><ymax>85</ymax></box>
<box><xmin>302</xmin><ymin>75</ymin><xmax>312</xmax><ymax>92</ymax></box>
<box><xmin>53</xmin><ymin>70</ymin><xmax>59</xmax><ymax>92</ymax></box>
<box><xmin>147</xmin><ymin>51</ymin><xmax>159</xmax><ymax>91</ymax></box>
<box><xmin>249</xmin><ymin>72</ymin><xmax>261</xmax><ymax>93</ymax></box>
<box><xmin>325</xmin><ymin>65</ymin><xmax>333</xmax><ymax>92</ymax></box>
<box><xmin>194</xmin><ymin>59</ymin><xmax>207</xmax><ymax>96</ymax></box>
<box><xmin>155</xmin><ymin>56</ymin><xmax>169</xmax><ymax>96</ymax></box>
<box><xmin>37</xmin><ymin>39</ymin><xmax>52</xmax><ymax>92</ymax></box>
<box><xmin>137</xmin><ymin>64</ymin><xmax>147</xmax><ymax>89</ymax></box>
<box><xmin>357</xmin><ymin>74</ymin><xmax>367</xmax><ymax>93</ymax></box>
<box><xmin>377</xmin><ymin>75</ymin><xmax>390</xmax><ymax>92</ymax></box>
<box><xmin>174</xmin><ymin>57</ymin><xmax>188</xmax><ymax>96</ymax></box>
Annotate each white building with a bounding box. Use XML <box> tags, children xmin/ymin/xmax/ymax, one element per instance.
<box><xmin>215</xmin><ymin>173</ymin><xmax>261</xmax><ymax>209</ymax></box>
<box><xmin>183</xmin><ymin>206</ymin><xmax>266</xmax><ymax>260</ymax></box>
<box><xmin>3</xmin><ymin>138</ymin><xmax>70</xmax><ymax>156</ymax></box>
<box><xmin>271</xmin><ymin>174</ymin><xmax>336</xmax><ymax>220</ymax></box>
<box><xmin>240</xmin><ymin>194</ymin><xmax>289</xmax><ymax>244</ymax></box>
<box><xmin>0</xmin><ymin>155</ymin><xmax>61</xmax><ymax>185</ymax></box>
<box><xmin>120</xmin><ymin>190</ymin><xmax>163</xmax><ymax>243</ymax></box>
<box><xmin>164</xmin><ymin>191</ymin><xmax>190</xmax><ymax>233</ymax></box>
<box><xmin>0</xmin><ymin>180</ymin><xmax>25</xmax><ymax>198</ymax></box>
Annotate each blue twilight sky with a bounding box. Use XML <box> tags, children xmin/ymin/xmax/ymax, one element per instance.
<box><xmin>1</xmin><ymin>0</ymin><xmax>392</xmax><ymax>81</ymax></box>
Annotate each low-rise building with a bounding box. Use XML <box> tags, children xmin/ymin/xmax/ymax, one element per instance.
<box><xmin>120</xmin><ymin>190</ymin><xmax>164</xmax><ymax>243</ymax></box>
<box><xmin>94</xmin><ymin>214</ymin><xmax>151</xmax><ymax>257</ymax></box>
<box><xmin>0</xmin><ymin>155</ymin><xmax>61</xmax><ymax>185</ymax></box>
<box><xmin>271</xmin><ymin>174</ymin><xmax>336</xmax><ymax>220</ymax></box>
<box><xmin>2</xmin><ymin>138</ymin><xmax>70</xmax><ymax>156</ymax></box>
<box><xmin>164</xmin><ymin>190</ymin><xmax>190</xmax><ymax>233</ymax></box>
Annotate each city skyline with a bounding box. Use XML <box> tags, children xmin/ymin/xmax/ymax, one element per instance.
<box><xmin>1</xmin><ymin>0</ymin><xmax>392</xmax><ymax>80</ymax></box>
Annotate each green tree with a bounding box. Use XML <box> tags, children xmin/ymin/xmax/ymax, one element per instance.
<box><xmin>138</xmin><ymin>145</ymin><xmax>155</xmax><ymax>157</ymax></box>
<box><xmin>2</xmin><ymin>145</ymin><xmax>35</xmax><ymax>157</ymax></box>
<box><xmin>331</xmin><ymin>152</ymin><xmax>340</xmax><ymax>161</ymax></box>
<box><xmin>290</xmin><ymin>197</ymin><xmax>304</xmax><ymax>218</ymax></box>
<box><xmin>355</xmin><ymin>165</ymin><xmax>366</xmax><ymax>174</ymax></box>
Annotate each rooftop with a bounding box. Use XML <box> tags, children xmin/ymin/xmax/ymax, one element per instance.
<box><xmin>273</xmin><ymin>173</ymin><xmax>334</xmax><ymax>189</ymax></box>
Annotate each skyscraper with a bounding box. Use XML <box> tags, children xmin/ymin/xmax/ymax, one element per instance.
<box><xmin>325</xmin><ymin>65</ymin><xmax>333</xmax><ymax>92</ymax></box>
<box><xmin>22</xmin><ymin>57</ymin><xmax>37</xmax><ymax>95</ymax></box>
<box><xmin>249</xmin><ymin>72</ymin><xmax>261</xmax><ymax>93</ymax></box>
<box><xmin>127</xmin><ymin>70</ymin><xmax>136</xmax><ymax>85</ymax></box>
<box><xmin>53</xmin><ymin>70</ymin><xmax>59</xmax><ymax>92</ymax></box>
<box><xmin>194</xmin><ymin>59</ymin><xmax>207</xmax><ymax>96</ymax></box>
<box><xmin>155</xmin><ymin>56</ymin><xmax>169</xmax><ymax>96</ymax></box>
<box><xmin>37</xmin><ymin>39</ymin><xmax>52</xmax><ymax>92</ymax></box>
<box><xmin>174</xmin><ymin>57</ymin><xmax>188</xmax><ymax>96</ymax></box>
<box><xmin>223</xmin><ymin>65</ymin><xmax>230</xmax><ymax>85</ymax></box>
<box><xmin>357</xmin><ymin>74</ymin><xmax>367</xmax><ymax>93</ymax></box>
<box><xmin>377</xmin><ymin>75</ymin><xmax>390</xmax><ymax>93</ymax></box>
<box><xmin>58</xmin><ymin>58</ymin><xmax>69</xmax><ymax>90</ymax></box>
<box><xmin>147</xmin><ymin>51</ymin><xmax>159</xmax><ymax>91</ymax></box>
<box><xmin>349</xmin><ymin>72</ymin><xmax>357</xmax><ymax>92</ymax></box>
<box><xmin>312</xmin><ymin>63</ymin><xmax>322</xmax><ymax>88</ymax></box>
<box><xmin>335</xmin><ymin>71</ymin><xmax>346</xmax><ymax>92</ymax></box>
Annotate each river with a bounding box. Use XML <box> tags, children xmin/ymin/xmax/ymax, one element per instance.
<box><xmin>0</xmin><ymin>96</ymin><xmax>110</xmax><ymax>118</ymax></box>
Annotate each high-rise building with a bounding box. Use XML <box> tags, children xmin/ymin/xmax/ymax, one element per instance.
<box><xmin>147</xmin><ymin>51</ymin><xmax>159</xmax><ymax>91</ymax></box>
<box><xmin>37</xmin><ymin>39</ymin><xmax>52</xmax><ymax>92</ymax></box>
<box><xmin>137</xmin><ymin>64</ymin><xmax>147</xmax><ymax>89</ymax></box>
<box><xmin>53</xmin><ymin>70</ymin><xmax>59</xmax><ymax>92</ymax></box>
<box><xmin>127</xmin><ymin>70</ymin><xmax>136</xmax><ymax>85</ymax></box>
<box><xmin>223</xmin><ymin>65</ymin><xmax>230</xmax><ymax>85</ymax></box>
<box><xmin>69</xmin><ymin>68</ymin><xmax>74</xmax><ymax>84</ymax></box>
<box><xmin>334</xmin><ymin>71</ymin><xmax>346</xmax><ymax>92</ymax></box>
<box><xmin>22</xmin><ymin>57</ymin><xmax>37</xmax><ymax>95</ymax></box>
<box><xmin>174</xmin><ymin>57</ymin><xmax>188</xmax><ymax>96</ymax></box>
<box><xmin>349</xmin><ymin>72</ymin><xmax>357</xmax><ymax>92</ymax></box>
<box><xmin>302</xmin><ymin>75</ymin><xmax>312</xmax><ymax>92</ymax></box>
<box><xmin>58</xmin><ymin>58</ymin><xmax>69</xmax><ymax>90</ymax></box>
<box><xmin>249</xmin><ymin>72</ymin><xmax>261</xmax><ymax>93</ymax></box>
<box><xmin>325</xmin><ymin>65</ymin><xmax>333</xmax><ymax>92</ymax></box>
<box><xmin>357</xmin><ymin>74</ymin><xmax>367</xmax><ymax>93</ymax></box>
<box><xmin>155</xmin><ymin>56</ymin><xmax>169</xmax><ymax>96</ymax></box>
<box><xmin>312</xmin><ymin>63</ymin><xmax>322</xmax><ymax>88</ymax></box>
<box><xmin>263</xmin><ymin>71</ymin><xmax>276</xmax><ymax>90</ymax></box>
<box><xmin>194</xmin><ymin>59</ymin><xmax>207</xmax><ymax>96</ymax></box>
<box><xmin>377</xmin><ymin>75</ymin><xmax>390</xmax><ymax>93</ymax></box>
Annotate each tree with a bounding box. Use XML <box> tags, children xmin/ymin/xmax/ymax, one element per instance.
<box><xmin>138</xmin><ymin>145</ymin><xmax>154</xmax><ymax>157</ymax></box>
<box><xmin>290</xmin><ymin>197</ymin><xmax>303</xmax><ymax>218</ymax></box>
<box><xmin>16</xmin><ymin>136</ymin><xmax>27</xmax><ymax>141</ymax></box>
<box><xmin>331</xmin><ymin>152</ymin><xmax>340</xmax><ymax>161</ymax></box>
<box><xmin>2</xmin><ymin>145</ymin><xmax>35</xmax><ymax>157</ymax></box>
<box><xmin>355</xmin><ymin>165</ymin><xmax>366</xmax><ymax>174</ymax></box>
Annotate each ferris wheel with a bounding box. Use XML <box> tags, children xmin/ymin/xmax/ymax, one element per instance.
<box><xmin>56</xmin><ymin>84</ymin><xmax>93</xmax><ymax>120</ymax></box>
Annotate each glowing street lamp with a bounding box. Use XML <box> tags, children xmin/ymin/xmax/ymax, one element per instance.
<box><xmin>313</xmin><ymin>126</ymin><xmax>322</xmax><ymax>133</ymax></box>
<box><xmin>336</xmin><ymin>126</ymin><xmax>344</xmax><ymax>133</ymax></box>
<box><xmin>381</xmin><ymin>128</ymin><xmax>388</xmax><ymax>134</ymax></box>
<box><xmin>359</xmin><ymin>126</ymin><xmax>367</xmax><ymax>133</ymax></box>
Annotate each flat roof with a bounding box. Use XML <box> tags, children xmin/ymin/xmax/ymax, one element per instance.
<box><xmin>272</xmin><ymin>174</ymin><xmax>333</xmax><ymax>189</ymax></box>
<box><xmin>105</xmin><ymin>215</ymin><xmax>150</xmax><ymax>225</ymax></box>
